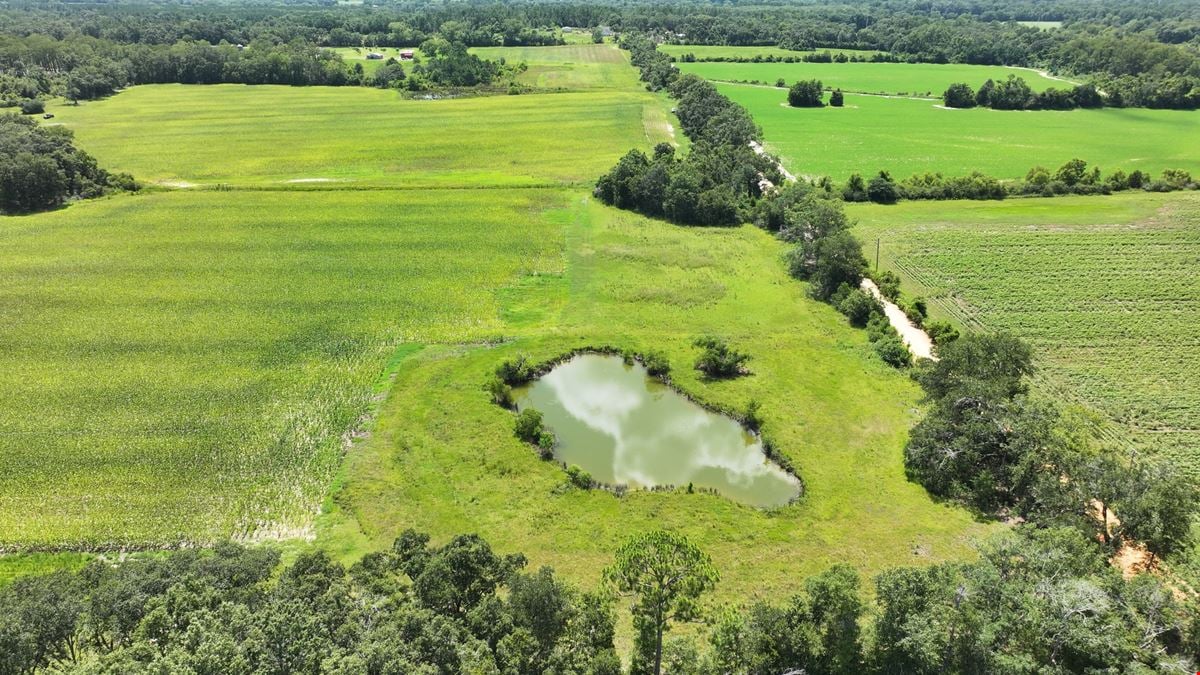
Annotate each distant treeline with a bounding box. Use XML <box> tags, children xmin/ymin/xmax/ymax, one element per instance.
<box><xmin>1</xmin><ymin>0</ymin><xmax>1198</xmax><ymax>106</ymax></box>
<box><xmin>674</xmin><ymin>50</ymin><xmax>901</xmax><ymax>64</ymax></box>
<box><xmin>945</xmin><ymin>74</ymin><xmax>1198</xmax><ymax>111</ymax></box>
<box><xmin>0</xmin><ymin>34</ymin><xmax>502</xmax><ymax>105</ymax></box>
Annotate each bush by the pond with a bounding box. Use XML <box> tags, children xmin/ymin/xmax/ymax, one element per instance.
<box><xmin>485</xmin><ymin>375</ymin><xmax>514</xmax><ymax>408</ymax></box>
<box><xmin>903</xmin><ymin>297</ymin><xmax>928</xmax><ymax>327</ymax></box>
<box><xmin>743</xmin><ymin>398</ymin><xmax>763</xmax><ymax>431</ymax></box>
<box><xmin>566</xmin><ymin>464</ymin><xmax>594</xmax><ymax>489</ymax></box>
<box><xmin>495</xmin><ymin>354</ymin><xmax>533</xmax><ymax>385</ymax></box>
<box><xmin>693</xmin><ymin>336</ymin><xmax>751</xmax><ymax>378</ymax></box>
<box><xmin>640</xmin><ymin>350</ymin><xmax>670</xmax><ymax>377</ymax></box>
<box><xmin>514</xmin><ymin>407</ymin><xmax>545</xmax><ymax>444</ymax></box>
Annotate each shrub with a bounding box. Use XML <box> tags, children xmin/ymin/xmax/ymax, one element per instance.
<box><xmin>829</xmin><ymin>89</ymin><xmax>844</xmax><ymax>107</ymax></box>
<box><xmin>486</xmin><ymin>376</ymin><xmax>514</xmax><ymax>408</ymax></box>
<box><xmin>495</xmin><ymin>355</ymin><xmax>533</xmax><ymax>385</ymax></box>
<box><xmin>566</xmin><ymin>464</ymin><xmax>593</xmax><ymax>489</ymax></box>
<box><xmin>874</xmin><ymin>336</ymin><xmax>912</xmax><ymax>368</ymax></box>
<box><xmin>537</xmin><ymin>431</ymin><xmax>556</xmax><ymax>459</ymax></box>
<box><xmin>693</xmin><ymin>336</ymin><xmax>751</xmax><ymax>378</ymax></box>
<box><xmin>787</xmin><ymin>79</ymin><xmax>823</xmax><ymax>107</ymax></box>
<box><xmin>744</xmin><ymin>399</ymin><xmax>763</xmax><ymax>431</ymax></box>
<box><xmin>837</xmin><ymin>288</ymin><xmax>882</xmax><ymax>328</ymax></box>
<box><xmin>925</xmin><ymin>321</ymin><xmax>960</xmax><ymax>346</ymax></box>
<box><xmin>874</xmin><ymin>270</ymin><xmax>901</xmax><ymax>301</ymax></box>
<box><xmin>774</xmin><ymin>78</ymin><xmax>786</xmax><ymax>88</ymax></box>
<box><xmin>942</xmin><ymin>82</ymin><xmax>976</xmax><ymax>108</ymax></box>
<box><xmin>640</xmin><ymin>350</ymin><xmax>670</xmax><ymax>377</ymax></box>
<box><xmin>867</xmin><ymin>171</ymin><xmax>899</xmax><ymax>204</ymax></box>
<box><xmin>514</xmin><ymin>408</ymin><xmax>545</xmax><ymax>444</ymax></box>
<box><xmin>18</xmin><ymin>99</ymin><xmax>44</xmax><ymax>114</ymax></box>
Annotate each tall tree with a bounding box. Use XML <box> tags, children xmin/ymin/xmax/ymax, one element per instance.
<box><xmin>605</xmin><ymin>531</ymin><xmax>718</xmax><ymax>675</ymax></box>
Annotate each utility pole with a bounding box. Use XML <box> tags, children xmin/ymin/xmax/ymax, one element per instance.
<box><xmin>875</xmin><ymin>237</ymin><xmax>880</xmax><ymax>271</ymax></box>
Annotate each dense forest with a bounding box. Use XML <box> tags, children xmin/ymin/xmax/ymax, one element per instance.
<box><xmin>1</xmin><ymin>0</ymin><xmax>1198</xmax><ymax>106</ymax></box>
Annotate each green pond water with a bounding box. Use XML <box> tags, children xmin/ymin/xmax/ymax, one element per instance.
<box><xmin>514</xmin><ymin>354</ymin><xmax>801</xmax><ymax>507</ymax></box>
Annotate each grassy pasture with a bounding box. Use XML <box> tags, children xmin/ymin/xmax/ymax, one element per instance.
<box><xmin>660</xmin><ymin>45</ymin><xmax>880</xmax><ymax>61</ymax></box>
<box><xmin>471</xmin><ymin>43</ymin><xmax>638</xmax><ymax>90</ymax></box>
<box><xmin>44</xmin><ymin>84</ymin><xmax>668</xmax><ymax>187</ymax></box>
<box><xmin>850</xmin><ymin>192</ymin><xmax>1200</xmax><ymax>478</ymax></box>
<box><xmin>679</xmin><ymin>60</ymin><xmax>1070</xmax><ymax>97</ymax></box>
<box><xmin>322</xmin><ymin>198</ymin><xmax>995</xmax><ymax>602</ymax></box>
<box><xmin>712</xmin><ymin>84</ymin><xmax>1200</xmax><ymax>180</ymax></box>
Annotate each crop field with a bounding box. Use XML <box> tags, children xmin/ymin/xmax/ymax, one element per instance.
<box><xmin>850</xmin><ymin>192</ymin><xmax>1200</xmax><ymax>478</ymax></box>
<box><xmin>0</xmin><ymin>187</ymin><xmax>574</xmax><ymax>548</ymax></box>
<box><xmin>713</xmin><ymin>83</ymin><xmax>1200</xmax><ymax>179</ymax></box>
<box><xmin>679</xmin><ymin>60</ymin><xmax>1069</xmax><ymax>96</ymax></box>
<box><xmin>659</xmin><ymin>45</ymin><xmax>880</xmax><ymax>61</ymax></box>
<box><xmin>0</xmin><ymin>42</ymin><xmax>995</xmax><ymax>593</ymax></box>
<box><xmin>44</xmin><ymin>84</ymin><xmax>662</xmax><ymax>188</ymax></box>
<box><xmin>471</xmin><ymin>43</ymin><xmax>639</xmax><ymax>89</ymax></box>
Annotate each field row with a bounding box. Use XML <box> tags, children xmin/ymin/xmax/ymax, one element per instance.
<box><xmin>851</xmin><ymin>193</ymin><xmax>1200</xmax><ymax>477</ymax></box>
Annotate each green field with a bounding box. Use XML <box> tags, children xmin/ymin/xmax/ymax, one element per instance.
<box><xmin>471</xmin><ymin>43</ymin><xmax>639</xmax><ymax>89</ymax></box>
<box><xmin>660</xmin><ymin>45</ymin><xmax>880</xmax><ymax>61</ymax></box>
<box><xmin>850</xmin><ymin>192</ymin><xmax>1200</xmax><ymax>478</ymax></box>
<box><xmin>713</xmin><ymin>84</ymin><xmax>1200</xmax><ymax>180</ymax></box>
<box><xmin>3</xmin><ymin>42</ymin><xmax>990</xmax><ymax>599</ymax></box>
<box><xmin>44</xmin><ymin>84</ymin><xmax>663</xmax><ymax>188</ymax></box>
<box><xmin>680</xmin><ymin>60</ymin><xmax>1070</xmax><ymax>96</ymax></box>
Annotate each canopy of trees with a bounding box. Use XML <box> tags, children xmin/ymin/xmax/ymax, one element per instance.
<box><xmin>0</xmin><ymin>113</ymin><xmax>135</xmax><ymax>213</ymax></box>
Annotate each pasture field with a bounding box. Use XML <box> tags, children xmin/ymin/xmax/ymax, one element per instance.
<box><xmin>322</xmin><ymin>198</ymin><xmax>995</xmax><ymax>601</ymax></box>
<box><xmin>44</xmin><ymin>84</ymin><xmax>666</xmax><ymax>188</ymax></box>
<box><xmin>659</xmin><ymin>45</ymin><xmax>880</xmax><ymax>61</ymax></box>
<box><xmin>471</xmin><ymin>43</ymin><xmax>639</xmax><ymax>89</ymax></box>
<box><xmin>850</xmin><ymin>192</ymin><xmax>1200</xmax><ymax>477</ymax></box>
<box><xmin>679</xmin><ymin>60</ymin><xmax>1070</xmax><ymax>96</ymax></box>
<box><xmin>713</xmin><ymin>84</ymin><xmax>1200</xmax><ymax>180</ymax></box>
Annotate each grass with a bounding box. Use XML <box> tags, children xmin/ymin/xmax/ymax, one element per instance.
<box><xmin>44</xmin><ymin>84</ymin><xmax>668</xmax><ymax>188</ymax></box>
<box><xmin>322</xmin><ymin>198</ymin><xmax>996</xmax><ymax>603</ymax></box>
<box><xmin>471</xmin><ymin>43</ymin><xmax>639</xmax><ymax>90</ymax></box>
<box><xmin>711</xmin><ymin>84</ymin><xmax>1200</xmax><ymax>180</ymax></box>
<box><xmin>680</xmin><ymin>60</ymin><xmax>1071</xmax><ymax>97</ymax></box>
<box><xmin>850</xmin><ymin>192</ymin><xmax>1200</xmax><ymax>478</ymax></box>
<box><xmin>660</xmin><ymin>45</ymin><xmax>881</xmax><ymax>61</ymax></box>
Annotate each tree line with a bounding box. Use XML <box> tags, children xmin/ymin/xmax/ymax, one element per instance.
<box><xmin>0</xmin><ymin>113</ymin><xmax>137</xmax><ymax>214</ymax></box>
<box><xmin>0</xmin><ymin>33</ymin><xmax>504</xmax><ymax>106</ymax></box>
<box><xmin>2</xmin><ymin>0</ymin><xmax>1198</xmax><ymax>106</ymax></box>
<box><xmin>3</xmin><ymin>519</ymin><xmax>1196</xmax><ymax>673</ymax></box>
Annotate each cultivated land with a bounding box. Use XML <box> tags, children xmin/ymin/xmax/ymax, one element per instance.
<box><xmin>2</xmin><ymin>42</ymin><xmax>991</xmax><ymax>597</ymax></box>
<box><xmin>851</xmin><ymin>192</ymin><xmax>1200</xmax><ymax>478</ymax></box>
<box><xmin>679</xmin><ymin>59</ymin><xmax>1070</xmax><ymax>96</ymax></box>
<box><xmin>472</xmin><ymin>43</ymin><xmax>638</xmax><ymax>89</ymax></box>
<box><xmin>659</xmin><ymin>45</ymin><xmax>880</xmax><ymax>61</ymax></box>
<box><xmin>713</xmin><ymin>84</ymin><xmax>1200</xmax><ymax>180</ymax></box>
<box><xmin>44</xmin><ymin>84</ymin><xmax>655</xmax><ymax>188</ymax></box>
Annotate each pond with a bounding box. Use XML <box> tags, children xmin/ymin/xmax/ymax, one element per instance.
<box><xmin>513</xmin><ymin>354</ymin><xmax>801</xmax><ymax>507</ymax></box>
